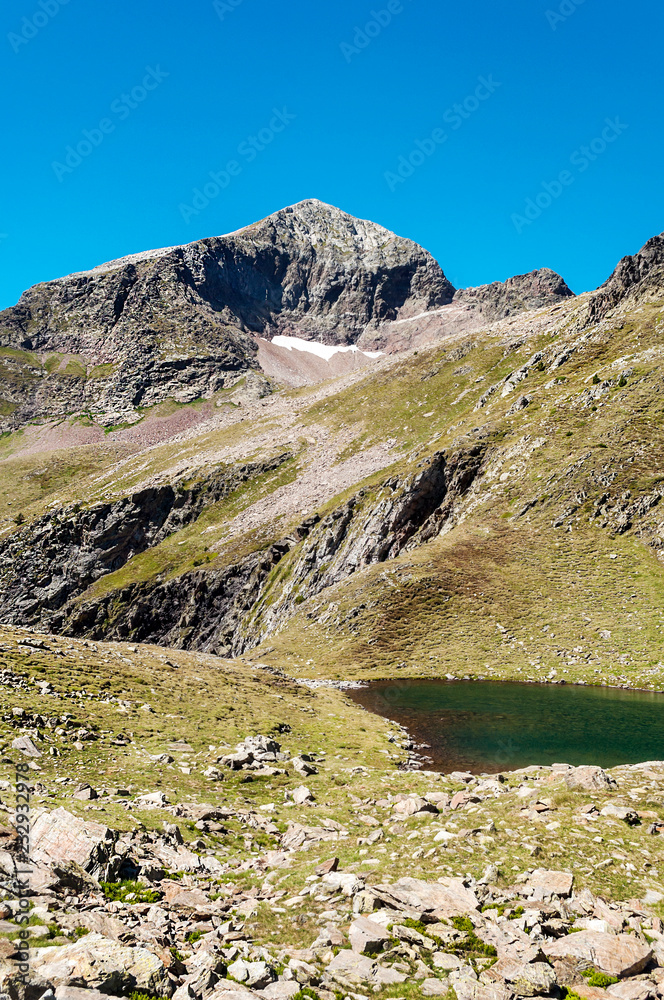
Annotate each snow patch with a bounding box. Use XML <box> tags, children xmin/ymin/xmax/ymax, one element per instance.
<box><xmin>269</xmin><ymin>335</ymin><xmax>383</xmax><ymax>361</ymax></box>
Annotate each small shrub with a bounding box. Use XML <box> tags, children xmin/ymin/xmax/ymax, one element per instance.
<box><xmin>581</xmin><ymin>970</ymin><xmax>618</xmax><ymax>988</ymax></box>
<box><xmin>185</xmin><ymin>930</ymin><xmax>204</xmax><ymax>944</ymax></box>
<box><xmin>100</xmin><ymin>880</ymin><xmax>161</xmax><ymax>904</ymax></box>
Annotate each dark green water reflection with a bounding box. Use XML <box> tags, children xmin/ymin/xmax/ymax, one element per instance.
<box><xmin>349</xmin><ymin>679</ymin><xmax>664</xmax><ymax>773</ymax></box>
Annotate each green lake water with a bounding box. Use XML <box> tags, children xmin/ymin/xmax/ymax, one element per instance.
<box><xmin>349</xmin><ymin>679</ymin><xmax>664</xmax><ymax>773</ymax></box>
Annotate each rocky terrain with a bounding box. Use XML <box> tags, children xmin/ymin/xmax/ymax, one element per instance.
<box><xmin>0</xmin><ymin>628</ymin><xmax>662</xmax><ymax>1000</ymax></box>
<box><xmin>1</xmin><ymin>207</ymin><xmax>664</xmax><ymax>999</ymax></box>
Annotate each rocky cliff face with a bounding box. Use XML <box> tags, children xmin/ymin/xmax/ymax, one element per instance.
<box><xmin>357</xmin><ymin>267</ymin><xmax>575</xmax><ymax>353</ymax></box>
<box><xmin>453</xmin><ymin>268</ymin><xmax>574</xmax><ymax>323</ymax></box>
<box><xmin>0</xmin><ymin>453</ymin><xmax>292</xmax><ymax>625</ymax></box>
<box><xmin>2</xmin><ymin>446</ymin><xmax>486</xmax><ymax>655</ymax></box>
<box><xmin>587</xmin><ymin>233</ymin><xmax>664</xmax><ymax>323</ymax></box>
<box><xmin>0</xmin><ymin>200</ymin><xmax>454</xmax><ymax>431</ymax></box>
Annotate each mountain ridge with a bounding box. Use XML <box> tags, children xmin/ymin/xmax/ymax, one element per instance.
<box><xmin>0</xmin><ymin>200</ymin><xmax>578</xmax><ymax>432</ymax></box>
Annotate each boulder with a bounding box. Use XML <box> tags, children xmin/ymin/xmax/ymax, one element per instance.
<box><xmin>483</xmin><ymin>958</ymin><xmax>557</xmax><ymax>995</ymax></box>
<box><xmin>393</xmin><ymin>795</ymin><xmax>438</xmax><ymax>817</ymax></box>
<box><xmin>135</xmin><ymin>791</ymin><xmax>169</xmax><ymax>808</ymax></box>
<box><xmin>600</xmin><ymin>804</ymin><xmax>639</xmax><ymax>825</ymax></box>
<box><xmin>227</xmin><ymin>960</ymin><xmax>275</xmax><ymax>990</ymax></box>
<box><xmin>55</xmin><ymin>988</ymin><xmax>119</xmax><ymax>1000</ymax></box>
<box><xmin>11</xmin><ymin>735</ymin><xmax>42</xmax><ymax>757</ymax></box>
<box><xmin>321</xmin><ymin>872</ymin><xmax>365</xmax><ymax>897</ymax></box>
<box><xmin>525</xmin><ymin>869</ymin><xmax>574</xmax><ymax>898</ymax></box>
<box><xmin>281</xmin><ymin>823</ymin><xmax>338</xmax><ymax>851</ymax></box>
<box><xmin>30</xmin><ymin>932</ymin><xmax>171</xmax><ymax>996</ymax></box>
<box><xmin>57</xmin><ymin>912</ymin><xmax>127</xmax><ymax>942</ymax></box>
<box><xmin>455</xmin><ymin>982</ymin><xmax>512</xmax><ymax>1000</ymax></box>
<box><xmin>543</xmin><ymin>931</ymin><xmax>652</xmax><ymax>977</ymax></box>
<box><xmin>374</xmin><ymin>876</ymin><xmax>479</xmax><ymax>916</ymax></box>
<box><xmin>349</xmin><ymin>916</ymin><xmax>392</xmax><ymax>954</ymax></box>
<box><xmin>286</xmin><ymin>958</ymin><xmax>318</xmax><ymax>985</ymax></box>
<box><xmin>608</xmin><ymin>983</ymin><xmax>656</xmax><ymax>1000</ymax></box>
<box><xmin>72</xmin><ymin>785</ymin><xmax>98</xmax><ymax>801</ymax></box>
<box><xmin>315</xmin><ymin>857</ymin><xmax>338</xmax><ymax>875</ymax></box>
<box><xmin>422</xmin><ymin>979</ymin><xmax>449</xmax><ymax>996</ymax></box>
<box><xmin>161</xmin><ymin>883</ymin><xmax>211</xmax><ymax>909</ymax></box>
<box><xmin>292</xmin><ymin>757</ymin><xmax>318</xmax><ymax>777</ymax></box>
<box><xmin>258</xmin><ymin>983</ymin><xmax>301</xmax><ymax>999</ymax></box>
<box><xmin>292</xmin><ymin>786</ymin><xmax>315</xmax><ymax>805</ymax></box>
<box><xmin>30</xmin><ymin>808</ymin><xmax>116</xmax><ymax>879</ymax></box>
<box><xmin>209</xmin><ymin>979</ymin><xmax>263</xmax><ymax>1000</ymax></box>
<box><xmin>325</xmin><ymin>948</ymin><xmax>407</xmax><ymax>987</ymax></box>
<box><xmin>221</xmin><ymin>751</ymin><xmax>254</xmax><ymax>770</ymax></box>
<box><xmin>564</xmin><ymin>766</ymin><xmax>617</xmax><ymax>791</ymax></box>
<box><xmin>433</xmin><ymin>952</ymin><xmax>465</xmax><ymax>970</ymax></box>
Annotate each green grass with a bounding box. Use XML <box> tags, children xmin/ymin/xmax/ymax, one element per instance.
<box><xmin>100</xmin><ymin>880</ymin><xmax>161</xmax><ymax>903</ymax></box>
<box><xmin>82</xmin><ymin>453</ymin><xmax>301</xmax><ymax>601</ymax></box>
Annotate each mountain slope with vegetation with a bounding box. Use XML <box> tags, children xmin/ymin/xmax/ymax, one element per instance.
<box><xmin>0</xmin><ymin>207</ymin><xmax>664</xmax><ymax>1000</ymax></box>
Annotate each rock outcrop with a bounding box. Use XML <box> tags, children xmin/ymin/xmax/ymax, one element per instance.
<box><xmin>0</xmin><ymin>200</ymin><xmax>454</xmax><ymax>430</ymax></box>
<box><xmin>19</xmin><ymin>445</ymin><xmax>486</xmax><ymax>654</ymax></box>
<box><xmin>453</xmin><ymin>268</ymin><xmax>574</xmax><ymax>323</ymax></box>
<box><xmin>587</xmin><ymin>232</ymin><xmax>664</xmax><ymax>323</ymax></box>
<box><xmin>0</xmin><ymin>453</ymin><xmax>291</xmax><ymax>626</ymax></box>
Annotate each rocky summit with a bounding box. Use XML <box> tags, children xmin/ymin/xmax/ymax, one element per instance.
<box><xmin>1</xmin><ymin>205</ymin><xmax>664</xmax><ymax>1000</ymax></box>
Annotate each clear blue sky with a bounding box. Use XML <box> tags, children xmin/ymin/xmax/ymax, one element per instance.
<box><xmin>1</xmin><ymin>0</ymin><xmax>662</xmax><ymax>308</ymax></box>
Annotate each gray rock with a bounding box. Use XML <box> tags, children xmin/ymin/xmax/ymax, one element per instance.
<box><xmin>11</xmin><ymin>735</ymin><xmax>42</xmax><ymax>757</ymax></box>
<box><xmin>226</xmin><ymin>961</ymin><xmax>274</xmax><ymax>990</ymax></box>
<box><xmin>544</xmin><ymin>930</ymin><xmax>652</xmax><ymax>977</ymax></box>
<box><xmin>292</xmin><ymin>785</ymin><xmax>315</xmax><ymax>805</ymax></box>
<box><xmin>348</xmin><ymin>916</ymin><xmax>392</xmax><ymax>954</ymax></box>
<box><xmin>30</xmin><ymin>808</ymin><xmax>117</xmax><ymax>879</ymax></box>
<box><xmin>564</xmin><ymin>765</ymin><xmax>617</xmax><ymax>791</ymax></box>
<box><xmin>30</xmin><ymin>932</ymin><xmax>170</xmax><ymax>996</ymax></box>
<box><xmin>393</xmin><ymin>795</ymin><xmax>438</xmax><ymax>817</ymax></box>
<box><xmin>422</xmin><ymin>980</ymin><xmax>450</xmax><ymax>996</ymax></box>
<box><xmin>483</xmin><ymin>958</ymin><xmax>556</xmax><ymax>995</ymax></box>
<box><xmin>600</xmin><ymin>804</ymin><xmax>639</xmax><ymax>825</ymax></box>
<box><xmin>373</xmin><ymin>876</ymin><xmax>479</xmax><ymax>916</ymax></box>
<box><xmin>292</xmin><ymin>757</ymin><xmax>318</xmax><ymax>777</ymax></box>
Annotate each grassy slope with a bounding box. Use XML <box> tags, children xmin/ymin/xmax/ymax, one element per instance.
<box><xmin>0</xmin><ymin>625</ymin><xmax>662</xmax><ymax>910</ymax></box>
<box><xmin>252</xmin><ymin>301</ymin><xmax>664</xmax><ymax>688</ymax></box>
<box><xmin>2</xmin><ymin>295</ymin><xmax>664</xmax><ymax>691</ymax></box>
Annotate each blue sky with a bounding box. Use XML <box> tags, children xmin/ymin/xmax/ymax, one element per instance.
<box><xmin>1</xmin><ymin>0</ymin><xmax>662</xmax><ymax>308</ymax></box>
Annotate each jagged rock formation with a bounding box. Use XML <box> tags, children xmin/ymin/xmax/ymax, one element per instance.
<box><xmin>358</xmin><ymin>267</ymin><xmax>574</xmax><ymax>353</ymax></box>
<box><xmin>0</xmin><ymin>200</ymin><xmax>454</xmax><ymax>430</ymax></box>
<box><xmin>11</xmin><ymin>446</ymin><xmax>486</xmax><ymax>655</ymax></box>
<box><xmin>453</xmin><ymin>267</ymin><xmax>574</xmax><ymax>323</ymax></box>
<box><xmin>588</xmin><ymin>232</ymin><xmax>664</xmax><ymax>323</ymax></box>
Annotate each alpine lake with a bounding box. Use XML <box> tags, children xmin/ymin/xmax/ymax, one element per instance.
<box><xmin>349</xmin><ymin>678</ymin><xmax>664</xmax><ymax>773</ymax></box>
